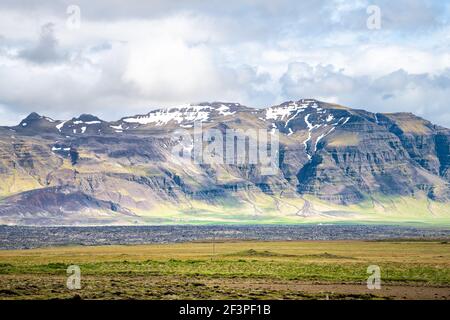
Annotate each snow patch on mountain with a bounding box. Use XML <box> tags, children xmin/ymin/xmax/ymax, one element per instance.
<box><xmin>56</xmin><ymin>121</ymin><xmax>67</xmax><ymax>132</ymax></box>
<box><xmin>217</xmin><ymin>104</ymin><xmax>236</xmax><ymax>116</ymax></box>
<box><xmin>303</xmin><ymin>132</ymin><xmax>312</xmax><ymax>160</ymax></box>
<box><xmin>123</xmin><ymin>105</ymin><xmax>213</xmax><ymax>126</ymax></box>
<box><xmin>110</xmin><ymin>124</ymin><xmax>123</xmax><ymax>130</ymax></box>
<box><xmin>314</xmin><ymin>127</ymin><xmax>335</xmax><ymax>152</ymax></box>
<box><xmin>73</xmin><ymin>120</ymin><xmax>101</xmax><ymax>125</ymax></box>
<box><xmin>265</xmin><ymin>101</ymin><xmax>308</xmax><ymax>121</ymax></box>
<box><xmin>342</xmin><ymin>117</ymin><xmax>351</xmax><ymax>125</ymax></box>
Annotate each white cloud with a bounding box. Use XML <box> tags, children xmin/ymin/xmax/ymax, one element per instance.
<box><xmin>280</xmin><ymin>62</ymin><xmax>450</xmax><ymax>127</ymax></box>
<box><xmin>0</xmin><ymin>14</ymin><xmax>273</xmax><ymax>122</ymax></box>
<box><xmin>18</xmin><ymin>23</ymin><xmax>67</xmax><ymax>64</ymax></box>
<box><xmin>0</xmin><ymin>1</ymin><xmax>448</xmax><ymax>128</ymax></box>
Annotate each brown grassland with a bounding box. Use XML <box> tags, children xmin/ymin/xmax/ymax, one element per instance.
<box><xmin>0</xmin><ymin>240</ymin><xmax>449</xmax><ymax>300</ymax></box>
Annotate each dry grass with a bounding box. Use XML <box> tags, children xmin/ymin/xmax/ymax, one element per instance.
<box><xmin>0</xmin><ymin>240</ymin><xmax>449</xmax><ymax>300</ymax></box>
<box><xmin>327</xmin><ymin>133</ymin><xmax>360</xmax><ymax>147</ymax></box>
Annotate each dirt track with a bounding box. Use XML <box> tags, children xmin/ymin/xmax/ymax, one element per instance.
<box><xmin>0</xmin><ymin>274</ymin><xmax>448</xmax><ymax>300</ymax></box>
<box><xmin>214</xmin><ymin>278</ymin><xmax>450</xmax><ymax>300</ymax></box>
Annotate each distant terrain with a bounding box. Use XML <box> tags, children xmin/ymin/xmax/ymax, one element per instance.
<box><xmin>0</xmin><ymin>99</ymin><xmax>449</xmax><ymax>225</ymax></box>
<box><xmin>0</xmin><ymin>240</ymin><xmax>448</xmax><ymax>300</ymax></box>
<box><xmin>1</xmin><ymin>225</ymin><xmax>449</xmax><ymax>250</ymax></box>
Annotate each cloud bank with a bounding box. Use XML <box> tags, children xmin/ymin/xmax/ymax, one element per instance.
<box><xmin>0</xmin><ymin>0</ymin><xmax>449</xmax><ymax>127</ymax></box>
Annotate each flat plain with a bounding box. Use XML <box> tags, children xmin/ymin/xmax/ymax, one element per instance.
<box><xmin>0</xmin><ymin>240</ymin><xmax>449</xmax><ymax>300</ymax></box>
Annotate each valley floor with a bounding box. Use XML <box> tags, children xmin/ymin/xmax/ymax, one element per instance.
<box><xmin>0</xmin><ymin>240</ymin><xmax>449</xmax><ymax>300</ymax></box>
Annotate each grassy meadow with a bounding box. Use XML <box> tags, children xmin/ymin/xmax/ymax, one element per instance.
<box><xmin>0</xmin><ymin>240</ymin><xmax>449</xmax><ymax>300</ymax></box>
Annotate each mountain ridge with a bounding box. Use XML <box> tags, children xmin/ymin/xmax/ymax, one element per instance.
<box><xmin>1</xmin><ymin>99</ymin><xmax>449</xmax><ymax>225</ymax></box>
<box><xmin>13</xmin><ymin>98</ymin><xmax>448</xmax><ymax>132</ymax></box>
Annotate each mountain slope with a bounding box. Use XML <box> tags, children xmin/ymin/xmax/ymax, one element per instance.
<box><xmin>0</xmin><ymin>99</ymin><xmax>449</xmax><ymax>225</ymax></box>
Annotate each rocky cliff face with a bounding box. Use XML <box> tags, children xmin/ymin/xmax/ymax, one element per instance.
<box><xmin>0</xmin><ymin>99</ymin><xmax>449</xmax><ymax>225</ymax></box>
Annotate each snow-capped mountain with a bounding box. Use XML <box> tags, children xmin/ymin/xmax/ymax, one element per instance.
<box><xmin>1</xmin><ymin>99</ymin><xmax>449</xmax><ymax>225</ymax></box>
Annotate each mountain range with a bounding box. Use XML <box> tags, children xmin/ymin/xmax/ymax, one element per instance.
<box><xmin>0</xmin><ymin>99</ymin><xmax>449</xmax><ymax>225</ymax></box>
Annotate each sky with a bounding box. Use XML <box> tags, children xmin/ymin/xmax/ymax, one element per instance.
<box><xmin>0</xmin><ymin>0</ymin><xmax>449</xmax><ymax>127</ymax></box>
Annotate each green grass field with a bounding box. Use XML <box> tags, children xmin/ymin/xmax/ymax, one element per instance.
<box><xmin>0</xmin><ymin>240</ymin><xmax>449</xmax><ymax>300</ymax></box>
